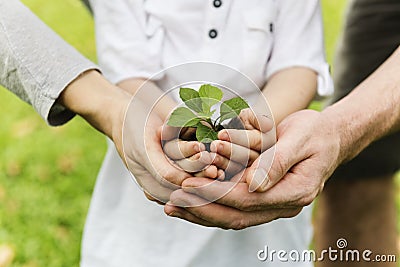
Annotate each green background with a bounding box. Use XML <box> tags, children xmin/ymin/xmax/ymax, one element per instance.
<box><xmin>0</xmin><ymin>0</ymin><xmax>397</xmax><ymax>266</ymax></box>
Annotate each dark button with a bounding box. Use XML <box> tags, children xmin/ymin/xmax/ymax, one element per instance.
<box><xmin>209</xmin><ymin>29</ymin><xmax>218</xmax><ymax>39</ymax></box>
<box><xmin>213</xmin><ymin>0</ymin><xmax>222</xmax><ymax>8</ymax></box>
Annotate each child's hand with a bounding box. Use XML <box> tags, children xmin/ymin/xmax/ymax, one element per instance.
<box><xmin>163</xmin><ymin>139</ymin><xmax>225</xmax><ymax>179</ymax></box>
<box><xmin>162</xmin><ymin>126</ymin><xmax>224</xmax><ymax>180</ymax></box>
<box><xmin>210</xmin><ymin>108</ymin><xmax>275</xmax><ymax>178</ymax></box>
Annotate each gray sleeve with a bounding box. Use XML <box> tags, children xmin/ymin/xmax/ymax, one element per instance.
<box><xmin>0</xmin><ymin>0</ymin><xmax>99</xmax><ymax>126</ymax></box>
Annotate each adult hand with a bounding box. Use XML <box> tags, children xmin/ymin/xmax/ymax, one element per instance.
<box><xmin>164</xmin><ymin>109</ymin><xmax>342</xmax><ymax>229</ymax></box>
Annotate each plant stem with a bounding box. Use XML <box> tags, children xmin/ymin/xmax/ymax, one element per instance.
<box><xmin>214</xmin><ymin>115</ymin><xmax>222</xmax><ymax>125</ymax></box>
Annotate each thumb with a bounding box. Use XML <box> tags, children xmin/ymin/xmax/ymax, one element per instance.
<box><xmin>239</xmin><ymin>109</ymin><xmax>274</xmax><ymax>133</ymax></box>
<box><xmin>246</xmin><ymin>146</ymin><xmax>275</xmax><ymax>192</ymax></box>
<box><xmin>247</xmin><ymin>135</ymin><xmax>305</xmax><ymax>193</ymax></box>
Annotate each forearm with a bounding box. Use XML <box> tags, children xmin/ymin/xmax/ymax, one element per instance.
<box><xmin>323</xmin><ymin>46</ymin><xmax>400</xmax><ymax>164</ymax></box>
<box><xmin>257</xmin><ymin>67</ymin><xmax>317</xmax><ymax>124</ymax></box>
<box><xmin>0</xmin><ymin>0</ymin><xmax>97</xmax><ymax>125</ymax></box>
<box><xmin>59</xmin><ymin>70</ymin><xmax>130</xmax><ymax>142</ymax></box>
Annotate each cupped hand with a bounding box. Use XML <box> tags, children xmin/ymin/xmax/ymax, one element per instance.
<box><xmin>122</xmin><ymin>99</ymin><xmax>194</xmax><ymax>203</ymax></box>
<box><xmin>116</xmin><ymin>78</ymin><xmax>206</xmax><ymax>204</ymax></box>
<box><xmin>164</xmin><ymin>109</ymin><xmax>342</xmax><ymax>229</ymax></box>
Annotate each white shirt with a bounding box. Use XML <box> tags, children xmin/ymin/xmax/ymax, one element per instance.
<box><xmin>92</xmin><ymin>0</ymin><xmax>332</xmax><ymax>94</ymax></box>
<box><xmin>82</xmin><ymin>1</ymin><xmax>332</xmax><ymax>266</ymax></box>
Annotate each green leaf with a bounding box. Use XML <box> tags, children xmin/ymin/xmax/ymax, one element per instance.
<box><xmin>196</xmin><ymin>124</ymin><xmax>218</xmax><ymax>143</ymax></box>
<box><xmin>180</xmin><ymin>87</ymin><xmax>200</xmax><ymax>102</ymax></box>
<box><xmin>219</xmin><ymin>97</ymin><xmax>250</xmax><ymax>123</ymax></box>
<box><xmin>199</xmin><ymin>84</ymin><xmax>223</xmax><ymax>113</ymax></box>
<box><xmin>198</xmin><ymin>108</ymin><xmax>216</xmax><ymax>118</ymax></box>
<box><xmin>179</xmin><ymin>88</ymin><xmax>203</xmax><ymax>113</ymax></box>
<box><xmin>167</xmin><ymin>107</ymin><xmax>201</xmax><ymax>127</ymax></box>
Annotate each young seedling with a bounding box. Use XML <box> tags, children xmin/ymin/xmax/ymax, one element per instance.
<box><xmin>167</xmin><ymin>84</ymin><xmax>249</xmax><ymax>143</ymax></box>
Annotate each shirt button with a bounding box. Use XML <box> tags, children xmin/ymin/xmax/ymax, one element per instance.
<box><xmin>208</xmin><ymin>29</ymin><xmax>218</xmax><ymax>39</ymax></box>
<box><xmin>209</xmin><ymin>29</ymin><xmax>218</xmax><ymax>39</ymax></box>
<box><xmin>213</xmin><ymin>0</ymin><xmax>222</xmax><ymax>8</ymax></box>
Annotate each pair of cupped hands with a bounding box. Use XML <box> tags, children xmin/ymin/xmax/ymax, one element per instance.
<box><xmin>119</xmin><ymin>82</ymin><xmax>336</xmax><ymax>230</ymax></box>
<box><xmin>162</xmin><ymin>108</ymin><xmax>274</xmax><ymax>187</ymax></box>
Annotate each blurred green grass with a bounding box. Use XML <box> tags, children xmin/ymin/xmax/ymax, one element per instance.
<box><xmin>3</xmin><ymin>0</ymin><xmax>395</xmax><ymax>266</ymax></box>
<box><xmin>322</xmin><ymin>0</ymin><xmax>348</xmax><ymax>65</ymax></box>
<box><xmin>0</xmin><ymin>1</ymin><xmax>103</xmax><ymax>266</ymax></box>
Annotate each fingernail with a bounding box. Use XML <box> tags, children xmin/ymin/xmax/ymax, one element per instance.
<box><xmin>210</xmin><ymin>141</ymin><xmax>218</xmax><ymax>152</ymax></box>
<box><xmin>219</xmin><ymin>131</ymin><xmax>229</xmax><ymax>141</ymax></box>
<box><xmin>217</xmin><ymin>170</ymin><xmax>225</xmax><ymax>181</ymax></box>
<box><xmin>260</xmin><ymin>115</ymin><xmax>273</xmax><ymax>133</ymax></box>
<box><xmin>193</xmin><ymin>143</ymin><xmax>201</xmax><ymax>153</ymax></box>
<box><xmin>249</xmin><ymin>168</ymin><xmax>269</xmax><ymax>192</ymax></box>
<box><xmin>194</xmin><ymin>142</ymin><xmax>206</xmax><ymax>153</ymax></box>
<box><xmin>259</xmin><ymin>174</ymin><xmax>270</xmax><ymax>192</ymax></box>
<box><xmin>199</xmin><ymin>142</ymin><xmax>206</xmax><ymax>151</ymax></box>
<box><xmin>218</xmin><ymin>143</ymin><xmax>224</xmax><ymax>152</ymax></box>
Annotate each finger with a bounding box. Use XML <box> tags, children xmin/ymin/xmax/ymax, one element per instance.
<box><xmin>218</xmin><ymin>129</ymin><xmax>275</xmax><ymax>153</ymax></box>
<box><xmin>160</xmin><ymin>125</ymin><xmax>180</xmax><ymax>141</ymax></box>
<box><xmin>169</xmin><ymin>190</ymin><xmax>302</xmax><ymax>229</ymax></box>
<box><xmin>168</xmin><ymin>189</ymin><xmax>211</xmax><ymax>207</ymax></box>
<box><xmin>175</xmin><ymin>151</ymin><xmax>212</xmax><ymax>173</ymax></box>
<box><xmin>144</xmin><ymin>192</ymin><xmax>166</xmax><ymax>205</ymax></box>
<box><xmin>239</xmin><ymin>109</ymin><xmax>274</xmax><ymax>133</ymax></box>
<box><xmin>145</xmin><ymin>152</ymin><xmax>189</xmax><ymax>188</ymax></box>
<box><xmin>182</xmin><ymin>178</ymin><xmax>253</xmax><ymax>209</ymax></box>
<box><xmin>246</xmin><ymin>146</ymin><xmax>275</xmax><ymax>192</ymax></box>
<box><xmin>225</xmin><ymin>116</ymin><xmax>246</xmax><ymax>130</ymax></box>
<box><xmin>194</xmin><ymin>165</ymin><xmax>218</xmax><ymax>179</ymax></box>
<box><xmin>164</xmin><ymin>203</ymin><xmax>217</xmax><ymax>227</ymax></box>
<box><xmin>250</xmin><ymin>130</ymin><xmax>310</xmax><ymax>193</ymax></box>
<box><xmin>144</xmin><ymin>129</ymin><xmax>191</xmax><ymax>187</ymax></box>
<box><xmin>210</xmin><ymin>140</ymin><xmax>259</xmax><ymax>166</ymax></box>
<box><xmin>181</xmin><ymin>176</ymin><xmax>309</xmax><ymax>211</ymax></box>
<box><xmin>217</xmin><ymin>169</ymin><xmax>225</xmax><ymax>181</ymax></box>
<box><xmin>211</xmin><ymin>153</ymin><xmax>244</xmax><ymax>175</ymax></box>
<box><xmin>163</xmin><ymin>139</ymin><xmax>205</xmax><ymax>160</ymax></box>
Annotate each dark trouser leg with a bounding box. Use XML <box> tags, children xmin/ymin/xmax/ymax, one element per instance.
<box><xmin>315</xmin><ymin>177</ymin><xmax>397</xmax><ymax>267</ymax></box>
<box><xmin>315</xmin><ymin>0</ymin><xmax>400</xmax><ymax>265</ymax></box>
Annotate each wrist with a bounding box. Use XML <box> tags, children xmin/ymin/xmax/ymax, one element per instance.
<box><xmin>320</xmin><ymin>106</ymin><xmax>350</xmax><ymax>165</ymax></box>
<box><xmin>59</xmin><ymin>70</ymin><xmax>130</xmax><ymax>142</ymax></box>
<box><xmin>321</xmin><ymin>101</ymin><xmax>376</xmax><ymax>166</ymax></box>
